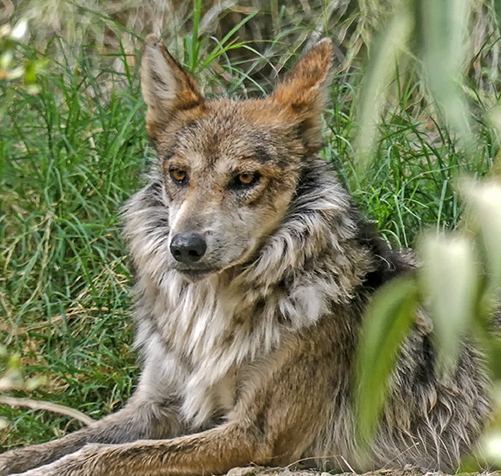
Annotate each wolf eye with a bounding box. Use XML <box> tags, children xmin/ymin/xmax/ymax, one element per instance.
<box><xmin>231</xmin><ymin>172</ymin><xmax>260</xmax><ymax>189</ymax></box>
<box><xmin>170</xmin><ymin>169</ymin><xmax>188</xmax><ymax>184</ymax></box>
<box><xmin>238</xmin><ymin>173</ymin><xmax>255</xmax><ymax>184</ymax></box>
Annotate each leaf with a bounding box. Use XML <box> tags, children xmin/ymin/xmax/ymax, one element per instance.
<box><xmin>418</xmin><ymin>232</ymin><xmax>479</xmax><ymax>377</ymax></box>
<box><xmin>200</xmin><ymin>12</ymin><xmax>258</xmax><ymax>72</ymax></box>
<box><xmin>494</xmin><ymin>0</ymin><xmax>501</xmax><ymax>30</ymax></box>
<box><xmin>0</xmin><ymin>155</ymin><xmax>19</xmax><ymax>187</ymax></box>
<box><xmin>355</xmin><ymin>0</ymin><xmax>477</xmax><ymax>175</ymax></box>
<box><xmin>415</xmin><ymin>0</ymin><xmax>474</xmax><ymax>148</ymax></box>
<box><xmin>0</xmin><ymin>417</ymin><xmax>8</xmax><ymax>431</ymax></box>
<box><xmin>354</xmin><ymin>4</ymin><xmax>412</xmax><ymax>173</ymax></box>
<box><xmin>478</xmin><ymin>430</ymin><xmax>501</xmax><ymax>466</ymax></box>
<box><xmin>462</xmin><ymin>179</ymin><xmax>501</xmax><ymax>296</ymax></box>
<box><xmin>9</xmin><ymin>20</ymin><xmax>27</xmax><ymax>40</ymax></box>
<box><xmin>356</xmin><ymin>274</ymin><xmax>419</xmax><ymax>445</ymax></box>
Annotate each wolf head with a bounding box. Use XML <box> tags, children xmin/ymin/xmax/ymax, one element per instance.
<box><xmin>140</xmin><ymin>35</ymin><xmax>333</xmax><ymax>281</ymax></box>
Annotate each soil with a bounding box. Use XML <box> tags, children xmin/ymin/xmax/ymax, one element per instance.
<box><xmin>225</xmin><ymin>465</ymin><xmax>499</xmax><ymax>476</ymax></box>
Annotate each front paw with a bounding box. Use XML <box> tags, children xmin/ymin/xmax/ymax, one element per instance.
<box><xmin>13</xmin><ymin>444</ymin><xmax>107</xmax><ymax>476</ymax></box>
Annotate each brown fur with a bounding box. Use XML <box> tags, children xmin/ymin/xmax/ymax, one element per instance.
<box><xmin>0</xmin><ymin>37</ymin><xmax>490</xmax><ymax>476</ymax></box>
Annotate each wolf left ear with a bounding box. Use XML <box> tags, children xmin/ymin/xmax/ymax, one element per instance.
<box><xmin>141</xmin><ymin>35</ymin><xmax>205</xmax><ymax>141</ymax></box>
<box><xmin>271</xmin><ymin>38</ymin><xmax>333</xmax><ymax>153</ymax></box>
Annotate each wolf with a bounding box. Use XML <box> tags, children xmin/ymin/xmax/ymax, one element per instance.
<box><xmin>0</xmin><ymin>36</ymin><xmax>490</xmax><ymax>476</ymax></box>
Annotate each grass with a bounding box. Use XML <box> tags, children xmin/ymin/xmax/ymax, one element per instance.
<box><xmin>0</xmin><ymin>41</ymin><xmax>146</xmax><ymax>448</ymax></box>
<box><xmin>0</xmin><ymin>0</ymin><xmax>499</xmax><ymax>454</ymax></box>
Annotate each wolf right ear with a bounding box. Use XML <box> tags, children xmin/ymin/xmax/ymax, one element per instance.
<box><xmin>141</xmin><ymin>35</ymin><xmax>205</xmax><ymax>141</ymax></box>
<box><xmin>270</xmin><ymin>38</ymin><xmax>333</xmax><ymax>153</ymax></box>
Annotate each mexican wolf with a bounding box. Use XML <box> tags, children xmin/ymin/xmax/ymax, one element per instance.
<box><xmin>0</xmin><ymin>36</ymin><xmax>489</xmax><ymax>476</ymax></box>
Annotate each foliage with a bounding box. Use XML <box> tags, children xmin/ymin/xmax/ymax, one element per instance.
<box><xmin>1</xmin><ymin>20</ymin><xmax>41</xmax><ymax>89</ymax></box>
<box><xmin>355</xmin><ymin>182</ymin><xmax>501</xmax><ymax>468</ymax></box>
<box><xmin>0</xmin><ymin>19</ymin><xmax>48</xmax><ymax>115</ymax></box>
<box><xmin>353</xmin><ymin>0</ymin><xmax>501</xmax><ymax>468</ymax></box>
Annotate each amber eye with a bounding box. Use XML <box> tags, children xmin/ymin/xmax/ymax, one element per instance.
<box><xmin>238</xmin><ymin>172</ymin><xmax>255</xmax><ymax>184</ymax></box>
<box><xmin>229</xmin><ymin>172</ymin><xmax>260</xmax><ymax>190</ymax></box>
<box><xmin>170</xmin><ymin>169</ymin><xmax>188</xmax><ymax>184</ymax></box>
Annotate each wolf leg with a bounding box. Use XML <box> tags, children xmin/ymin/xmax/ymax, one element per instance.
<box><xmin>6</xmin><ymin>347</ymin><xmax>337</xmax><ymax>476</ymax></box>
<box><xmin>11</xmin><ymin>422</ymin><xmax>273</xmax><ymax>476</ymax></box>
<box><xmin>0</xmin><ymin>394</ymin><xmax>183</xmax><ymax>476</ymax></box>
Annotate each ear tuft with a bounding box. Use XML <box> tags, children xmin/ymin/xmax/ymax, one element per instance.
<box><xmin>271</xmin><ymin>38</ymin><xmax>334</xmax><ymax>153</ymax></box>
<box><xmin>141</xmin><ymin>36</ymin><xmax>204</xmax><ymax>141</ymax></box>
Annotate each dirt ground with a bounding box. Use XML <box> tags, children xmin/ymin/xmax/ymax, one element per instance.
<box><xmin>224</xmin><ymin>465</ymin><xmax>499</xmax><ymax>476</ymax></box>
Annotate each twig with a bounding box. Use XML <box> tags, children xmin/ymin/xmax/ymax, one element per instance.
<box><xmin>0</xmin><ymin>396</ymin><xmax>96</xmax><ymax>426</ymax></box>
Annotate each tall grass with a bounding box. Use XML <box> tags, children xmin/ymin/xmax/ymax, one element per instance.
<box><xmin>0</xmin><ymin>0</ymin><xmax>499</xmax><ymax>461</ymax></box>
<box><xmin>0</xmin><ymin>37</ymin><xmax>146</xmax><ymax>447</ymax></box>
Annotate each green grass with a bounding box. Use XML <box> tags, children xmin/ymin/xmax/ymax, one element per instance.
<box><xmin>324</xmin><ymin>71</ymin><xmax>495</xmax><ymax>246</ymax></box>
<box><xmin>0</xmin><ymin>42</ymin><xmax>146</xmax><ymax>449</ymax></box>
<box><xmin>0</xmin><ymin>0</ymin><xmax>499</xmax><ymax>452</ymax></box>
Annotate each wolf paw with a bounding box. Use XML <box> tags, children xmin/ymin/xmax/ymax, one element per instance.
<box><xmin>11</xmin><ymin>444</ymin><xmax>106</xmax><ymax>476</ymax></box>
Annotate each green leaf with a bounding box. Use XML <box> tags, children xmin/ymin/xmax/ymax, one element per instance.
<box><xmin>418</xmin><ymin>232</ymin><xmax>479</xmax><ymax>377</ymax></box>
<box><xmin>493</xmin><ymin>0</ymin><xmax>501</xmax><ymax>30</ymax></box>
<box><xmin>354</xmin><ymin>4</ymin><xmax>412</xmax><ymax>174</ymax></box>
<box><xmin>415</xmin><ymin>0</ymin><xmax>474</xmax><ymax>148</ymax></box>
<box><xmin>200</xmin><ymin>12</ymin><xmax>258</xmax><ymax>72</ymax></box>
<box><xmin>356</xmin><ymin>274</ymin><xmax>419</xmax><ymax>445</ymax></box>
<box><xmin>0</xmin><ymin>155</ymin><xmax>19</xmax><ymax>187</ymax></box>
<box><xmin>462</xmin><ymin>179</ymin><xmax>501</xmax><ymax>297</ymax></box>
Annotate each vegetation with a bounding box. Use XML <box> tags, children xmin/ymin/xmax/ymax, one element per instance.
<box><xmin>0</xmin><ymin>0</ymin><xmax>500</xmax><ymax>469</ymax></box>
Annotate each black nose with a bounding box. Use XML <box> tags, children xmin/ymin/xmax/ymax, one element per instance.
<box><xmin>170</xmin><ymin>233</ymin><xmax>207</xmax><ymax>263</ymax></box>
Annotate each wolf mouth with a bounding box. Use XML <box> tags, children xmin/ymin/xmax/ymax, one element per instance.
<box><xmin>179</xmin><ymin>268</ymin><xmax>219</xmax><ymax>280</ymax></box>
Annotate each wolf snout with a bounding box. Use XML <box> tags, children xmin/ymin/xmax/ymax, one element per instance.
<box><xmin>170</xmin><ymin>233</ymin><xmax>207</xmax><ymax>263</ymax></box>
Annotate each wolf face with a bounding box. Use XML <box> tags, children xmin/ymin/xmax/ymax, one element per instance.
<box><xmin>141</xmin><ymin>35</ymin><xmax>333</xmax><ymax>280</ymax></box>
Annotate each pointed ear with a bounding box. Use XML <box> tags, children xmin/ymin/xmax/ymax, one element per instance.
<box><xmin>141</xmin><ymin>35</ymin><xmax>204</xmax><ymax>141</ymax></box>
<box><xmin>270</xmin><ymin>38</ymin><xmax>333</xmax><ymax>153</ymax></box>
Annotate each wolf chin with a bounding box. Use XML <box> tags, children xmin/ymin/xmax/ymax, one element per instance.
<box><xmin>0</xmin><ymin>36</ymin><xmax>490</xmax><ymax>476</ymax></box>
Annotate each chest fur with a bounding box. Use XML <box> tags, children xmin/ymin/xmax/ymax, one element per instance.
<box><xmin>134</xmin><ymin>269</ymin><xmax>330</xmax><ymax>428</ymax></box>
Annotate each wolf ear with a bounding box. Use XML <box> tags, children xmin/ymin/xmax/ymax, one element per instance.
<box><xmin>141</xmin><ymin>35</ymin><xmax>204</xmax><ymax>140</ymax></box>
<box><xmin>271</xmin><ymin>38</ymin><xmax>333</xmax><ymax>153</ymax></box>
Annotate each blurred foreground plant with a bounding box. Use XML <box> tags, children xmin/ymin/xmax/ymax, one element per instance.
<box><xmin>0</xmin><ymin>346</ymin><xmax>45</xmax><ymax>430</ymax></box>
<box><xmin>355</xmin><ymin>0</ymin><xmax>499</xmax><ymax>172</ymax></box>
<box><xmin>355</xmin><ymin>178</ymin><xmax>501</xmax><ymax>468</ymax></box>
<box><xmin>0</xmin><ymin>346</ymin><xmax>95</xmax><ymax>429</ymax></box>
<box><xmin>0</xmin><ymin>19</ymin><xmax>47</xmax><ymax>99</ymax></box>
<box><xmin>354</xmin><ymin>0</ymin><xmax>501</xmax><ymax>466</ymax></box>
